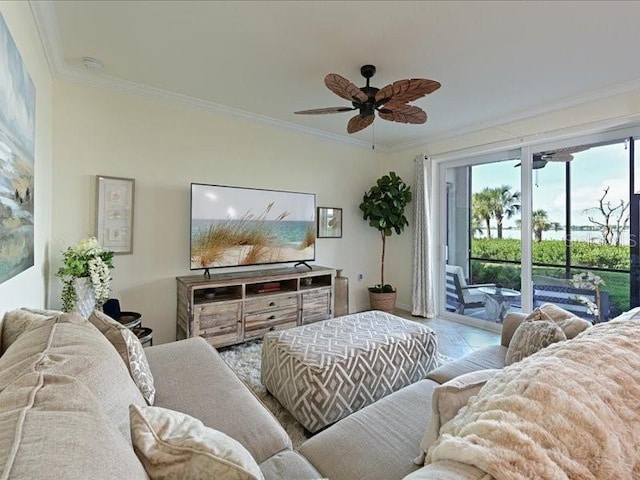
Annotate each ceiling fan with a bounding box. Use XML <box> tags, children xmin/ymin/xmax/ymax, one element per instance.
<box><xmin>515</xmin><ymin>145</ymin><xmax>591</xmax><ymax>170</ymax></box>
<box><xmin>294</xmin><ymin>65</ymin><xmax>441</xmax><ymax>134</ymax></box>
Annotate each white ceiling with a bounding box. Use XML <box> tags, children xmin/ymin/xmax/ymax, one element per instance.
<box><xmin>31</xmin><ymin>0</ymin><xmax>640</xmax><ymax>150</ymax></box>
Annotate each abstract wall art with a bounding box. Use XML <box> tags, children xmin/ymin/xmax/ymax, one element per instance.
<box><xmin>0</xmin><ymin>13</ymin><xmax>36</xmax><ymax>284</ymax></box>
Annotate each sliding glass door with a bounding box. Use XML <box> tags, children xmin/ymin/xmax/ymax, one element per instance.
<box><xmin>530</xmin><ymin>140</ymin><xmax>631</xmax><ymax>321</ymax></box>
<box><xmin>443</xmin><ymin>152</ymin><xmax>523</xmax><ymax>326</ymax></box>
<box><xmin>439</xmin><ymin>134</ymin><xmax>639</xmax><ymax>327</ymax></box>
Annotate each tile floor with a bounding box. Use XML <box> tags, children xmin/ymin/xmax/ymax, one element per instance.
<box><xmin>394</xmin><ymin>309</ymin><xmax>501</xmax><ymax>359</ymax></box>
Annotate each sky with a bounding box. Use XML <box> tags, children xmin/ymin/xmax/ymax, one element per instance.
<box><xmin>471</xmin><ymin>141</ymin><xmax>631</xmax><ymax>228</ymax></box>
<box><xmin>191</xmin><ymin>184</ymin><xmax>315</xmax><ymax>221</ymax></box>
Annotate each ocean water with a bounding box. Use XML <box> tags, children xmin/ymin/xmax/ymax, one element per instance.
<box><xmin>192</xmin><ymin>219</ymin><xmax>313</xmax><ymax>245</ymax></box>
<box><xmin>483</xmin><ymin>228</ymin><xmax>631</xmax><ymax>246</ymax></box>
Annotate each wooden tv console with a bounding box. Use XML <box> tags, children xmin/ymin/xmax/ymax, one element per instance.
<box><xmin>176</xmin><ymin>266</ymin><xmax>335</xmax><ymax>348</ymax></box>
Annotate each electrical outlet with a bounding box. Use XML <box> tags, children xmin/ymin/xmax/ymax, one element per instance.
<box><xmin>357</xmin><ymin>273</ymin><xmax>364</xmax><ymax>281</ymax></box>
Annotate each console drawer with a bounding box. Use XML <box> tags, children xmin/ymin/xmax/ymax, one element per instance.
<box><xmin>244</xmin><ymin>306</ymin><xmax>299</xmax><ymax>331</ymax></box>
<box><xmin>244</xmin><ymin>294</ymin><xmax>298</xmax><ymax>314</ymax></box>
<box><xmin>244</xmin><ymin>320</ymin><xmax>298</xmax><ymax>340</ymax></box>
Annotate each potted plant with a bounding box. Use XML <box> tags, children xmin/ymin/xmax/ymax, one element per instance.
<box><xmin>359</xmin><ymin>171</ymin><xmax>412</xmax><ymax>312</ymax></box>
<box><xmin>57</xmin><ymin>236</ymin><xmax>114</xmax><ymax>318</ymax></box>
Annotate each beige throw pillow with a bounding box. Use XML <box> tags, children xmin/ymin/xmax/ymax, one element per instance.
<box><xmin>89</xmin><ymin>310</ymin><xmax>156</xmax><ymax>404</ymax></box>
<box><xmin>556</xmin><ymin>317</ymin><xmax>592</xmax><ymax>339</ymax></box>
<box><xmin>538</xmin><ymin>302</ymin><xmax>576</xmax><ymax>321</ymax></box>
<box><xmin>130</xmin><ymin>404</ymin><xmax>265</xmax><ymax>480</ymax></box>
<box><xmin>415</xmin><ymin>369</ymin><xmax>501</xmax><ymax>465</ymax></box>
<box><xmin>505</xmin><ymin>320</ymin><xmax>566</xmax><ymax>365</ymax></box>
<box><xmin>525</xmin><ymin>305</ymin><xmax>591</xmax><ymax>339</ymax></box>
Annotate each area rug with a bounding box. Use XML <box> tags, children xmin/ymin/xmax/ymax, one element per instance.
<box><xmin>219</xmin><ymin>339</ymin><xmax>453</xmax><ymax>448</ymax></box>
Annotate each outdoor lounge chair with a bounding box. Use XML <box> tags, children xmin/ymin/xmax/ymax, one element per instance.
<box><xmin>445</xmin><ymin>264</ymin><xmax>496</xmax><ymax>314</ymax></box>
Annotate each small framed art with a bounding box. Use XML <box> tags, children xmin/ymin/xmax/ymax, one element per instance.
<box><xmin>317</xmin><ymin>207</ymin><xmax>342</xmax><ymax>238</ymax></box>
<box><xmin>95</xmin><ymin>175</ymin><xmax>135</xmax><ymax>254</ymax></box>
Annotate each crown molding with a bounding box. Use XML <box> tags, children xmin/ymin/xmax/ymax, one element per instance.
<box><xmin>29</xmin><ymin>1</ymin><xmax>388</xmax><ymax>152</ymax></box>
<box><xmin>31</xmin><ymin>0</ymin><xmax>640</xmax><ymax>156</ymax></box>
<box><xmin>30</xmin><ymin>0</ymin><xmax>65</xmax><ymax>75</ymax></box>
<box><xmin>388</xmin><ymin>76</ymin><xmax>640</xmax><ymax>152</ymax></box>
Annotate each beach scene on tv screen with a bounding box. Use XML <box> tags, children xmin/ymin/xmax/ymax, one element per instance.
<box><xmin>191</xmin><ymin>184</ymin><xmax>315</xmax><ymax>268</ymax></box>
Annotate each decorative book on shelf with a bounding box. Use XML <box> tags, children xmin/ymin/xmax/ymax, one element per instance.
<box><xmin>250</xmin><ymin>282</ymin><xmax>281</xmax><ymax>294</ymax></box>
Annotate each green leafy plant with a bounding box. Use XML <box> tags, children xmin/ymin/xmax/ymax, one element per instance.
<box><xmin>57</xmin><ymin>237</ymin><xmax>114</xmax><ymax>312</ymax></box>
<box><xmin>359</xmin><ymin>172</ymin><xmax>412</xmax><ymax>292</ymax></box>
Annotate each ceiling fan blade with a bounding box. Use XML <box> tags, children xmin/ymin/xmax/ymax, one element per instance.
<box><xmin>537</xmin><ymin>144</ymin><xmax>590</xmax><ymax>162</ymax></box>
<box><xmin>378</xmin><ymin>103</ymin><xmax>427</xmax><ymax>124</ymax></box>
<box><xmin>294</xmin><ymin>106</ymin><xmax>356</xmax><ymax>115</ymax></box>
<box><xmin>347</xmin><ymin>114</ymin><xmax>374</xmax><ymax>134</ymax></box>
<box><xmin>375</xmin><ymin>78</ymin><xmax>441</xmax><ymax>105</ymax></box>
<box><xmin>546</xmin><ymin>153</ymin><xmax>574</xmax><ymax>162</ymax></box>
<box><xmin>324</xmin><ymin>73</ymin><xmax>368</xmax><ymax>103</ymax></box>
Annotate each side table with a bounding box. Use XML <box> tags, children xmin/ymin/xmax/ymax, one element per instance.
<box><xmin>478</xmin><ymin>286</ymin><xmax>521</xmax><ymax>323</ymax></box>
<box><xmin>117</xmin><ymin>311</ymin><xmax>142</xmax><ymax>329</ymax></box>
<box><xmin>131</xmin><ymin>326</ymin><xmax>153</xmax><ymax>347</ymax></box>
<box><xmin>114</xmin><ymin>310</ymin><xmax>153</xmax><ymax>347</ymax></box>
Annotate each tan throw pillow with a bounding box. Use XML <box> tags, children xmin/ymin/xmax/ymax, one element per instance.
<box><xmin>524</xmin><ymin>307</ymin><xmax>544</xmax><ymax>321</ymax></box>
<box><xmin>526</xmin><ymin>305</ymin><xmax>591</xmax><ymax>339</ymax></box>
<box><xmin>130</xmin><ymin>404</ymin><xmax>265</xmax><ymax>480</ymax></box>
<box><xmin>556</xmin><ymin>316</ymin><xmax>592</xmax><ymax>339</ymax></box>
<box><xmin>89</xmin><ymin>310</ymin><xmax>156</xmax><ymax>404</ymax></box>
<box><xmin>538</xmin><ymin>303</ymin><xmax>575</xmax><ymax>321</ymax></box>
<box><xmin>415</xmin><ymin>369</ymin><xmax>501</xmax><ymax>465</ymax></box>
<box><xmin>505</xmin><ymin>320</ymin><xmax>567</xmax><ymax>365</ymax></box>
<box><xmin>1</xmin><ymin>309</ymin><xmax>83</xmax><ymax>354</ymax></box>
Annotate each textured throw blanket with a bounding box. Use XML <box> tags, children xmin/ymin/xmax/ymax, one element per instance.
<box><xmin>426</xmin><ymin>319</ymin><xmax>640</xmax><ymax>480</ymax></box>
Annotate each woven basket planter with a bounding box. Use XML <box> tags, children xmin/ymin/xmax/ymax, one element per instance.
<box><xmin>369</xmin><ymin>291</ymin><xmax>397</xmax><ymax>313</ymax></box>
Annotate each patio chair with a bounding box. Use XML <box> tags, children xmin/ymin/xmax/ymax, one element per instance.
<box><xmin>445</xmin><ymin>264</ymin><xmax>496</xmax><ymax>314</ymax></box>
<box><xmin>532</xmin><ymin>283</ymin><xmax>610</xmax><ymax>323</ymax></box>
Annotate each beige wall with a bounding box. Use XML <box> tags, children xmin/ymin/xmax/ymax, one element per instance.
<box><xmin>51</xmin><ymin>82</ymin><xmax>385</xmax><ymax>343</ymax></box>
<box><xmin>384</xmin><ymin>91</ymin><xmax>640</xmax><ymax>311</ymax></box>
<box><xmin>0</xmin><ymin>3</ymin><xmax>53</xmax><ymax>311</ymax></box>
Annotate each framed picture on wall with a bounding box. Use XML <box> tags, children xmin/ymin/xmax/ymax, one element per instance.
<box><xmin>317</xmin><ymin>207</ymin><xmax>342</xmax><ymax>238</ymax></box>
<box><xmin>95</xmin><ymin>175</ymin><xmax>135</xmax><ymax>254</ymax></box>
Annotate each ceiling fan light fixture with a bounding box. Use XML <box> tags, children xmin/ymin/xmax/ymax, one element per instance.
<box><xmin>295</xmin><ymin>64</ymin><xmax>440</xmax><ymax>134</ymax></box>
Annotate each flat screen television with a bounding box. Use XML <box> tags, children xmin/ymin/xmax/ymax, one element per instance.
<box><xmin>190</xmin><ymin>183</ymin><xmax>316</xmax><ymax>270</ymax></box>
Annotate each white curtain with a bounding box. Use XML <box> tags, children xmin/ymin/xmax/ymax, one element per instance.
<box><xmin>411</xmin><ymin>155</ymin><xmax>435</xmax><ymax>317</ymax></box>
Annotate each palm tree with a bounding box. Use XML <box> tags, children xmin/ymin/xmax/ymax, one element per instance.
<box><xmin>491</xmin><ymin>185</ymin><xmax>521</xmax><ymax>239</ymax></box>
<box><xmin>471</xmin><ymin>211</ymin><xmax>484</xmax><ymax>237</ymax></box>
<box><xmin>532</xmin><ymin>209</ymin><xmax>552</xmax><ymax>242</ymax></box>
<box><xmin>516</xmin><ymin>209</ymin><xmax>554</xmax><ymax>242</ymax></box>
<box><xmin>472</xmin><ymin>189</ymin><xmax>494</xmax><ymax>239</ymax></box>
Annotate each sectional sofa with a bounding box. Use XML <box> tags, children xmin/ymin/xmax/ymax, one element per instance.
<box><xmin>1</xmin><ymin>306</ymin><xmax>638</xmax><ymax>479</ymax></box>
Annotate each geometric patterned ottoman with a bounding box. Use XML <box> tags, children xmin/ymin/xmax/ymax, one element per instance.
<box><xmin>261</xmin><ymin>310</ymin><xmax>438</xmax><ymax>432</ymax></box>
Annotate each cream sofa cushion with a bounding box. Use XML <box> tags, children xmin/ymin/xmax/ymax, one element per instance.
<box><xmin>130</xmin><ymin>404</ymin><xmax>264</xmax><ymax>480</ymax></box>
<box><xmin>416</xmin><ymin>369</ymin><xmax>500</xmax><ymax>464</ymax></box>
<box><xmin>0</xmin><ymin>318</ymin><xmax>149</xmax><ymax>479</ymax></box>
<box><xmin>0</xmin><ymin>308</ymin><xmax>81</xmax><ymax>354</ymax></box>
<box><xmin>89</xmin><ymin>310</ymin><xmax>156</xmax><ymax>404</ymax></box>
<box><xmin>0</xmin><ymin>372</ymin><xmax>148</xmax><ymax>479</ymax></box>
<box><xmin>0</xmin><ymin>319</ymin><xmax>146</xmax><ymax>440</ymax></box>
<box><xmin>505</xmin><ymin>320</ymin><xmax>566</xmax><ymax>365</ymax></box>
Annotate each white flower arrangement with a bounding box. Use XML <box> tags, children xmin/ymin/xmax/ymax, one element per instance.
<box><xmin>569</xmin><ymin>271</ymin><xmax>604</xmax><ymax>320</ymax></box>
<box><xmin>574</xmin><ymin>295</ymin><xmax>599</xmax><ymax>317</ymax></box>
<box><xmin>57</xmin><ymin>236</ymin><xmax>114</xmax><ymax>312</ymax></box>
<box><xmin>568</xmin><ymin>271</ymin><xmax>605</xmax><ymax>290</ymax></box>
